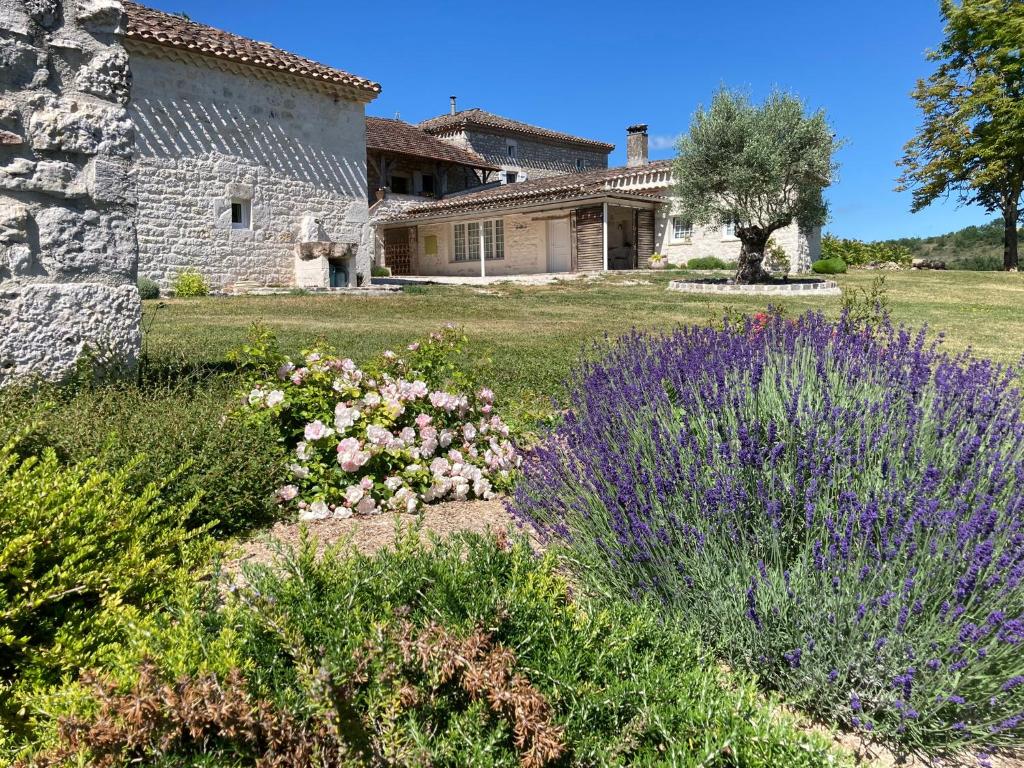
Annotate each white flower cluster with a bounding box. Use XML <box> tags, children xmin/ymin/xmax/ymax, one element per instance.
<box><xmin>246</xmin><ymin>350</ymin><xmax>519</xmax><ymax>520</ymax></box>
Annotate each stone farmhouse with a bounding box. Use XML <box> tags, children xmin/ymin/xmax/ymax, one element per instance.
<box><xmin>122</xmin><ymin>2</ymin><xmax>381</xmax><ymax>291</ymax></box>
<box><xmin>373</xmin><ymin>124</ymin><xmax>821</xmax><ymax>277</ymax></box>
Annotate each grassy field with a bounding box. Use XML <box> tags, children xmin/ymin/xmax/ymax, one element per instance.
<box><xmin>145</xmin><ymin>269</ymin><xmax>1024</xmax><ymax>418</ymax></box>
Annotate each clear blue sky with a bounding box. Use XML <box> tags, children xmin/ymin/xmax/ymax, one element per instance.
<box><xmin>147</xmin><ymin>0</ymin><xmax>992</xmax><ymax>241</ymax></box>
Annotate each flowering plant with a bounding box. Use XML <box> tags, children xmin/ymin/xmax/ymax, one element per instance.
<box><xmin>512</xmin><ymin>311</ymin><xmax>1024</xmax><ymax>754</ymax></box>
<box><xmin>234</xmin><ymin>325</ymin><xmax>519</xmax><ymax>519</ymax></box>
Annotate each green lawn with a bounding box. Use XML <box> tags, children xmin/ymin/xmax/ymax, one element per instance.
<box><xmin>145</xmin><ymin>269</ymin><xmax>1024</xmax><ymax>419</ymax></box>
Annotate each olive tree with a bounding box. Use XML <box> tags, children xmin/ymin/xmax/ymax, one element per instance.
<box><xmin>674</xmin><ymin>89</ymin><xmax>840</xmax><ymax>283</ymax></box>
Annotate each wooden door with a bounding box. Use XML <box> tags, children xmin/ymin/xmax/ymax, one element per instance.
<box><xmin>384</xmin><ymin>227</ymin><xmax>412</xmax><ymax>276</ymax></box>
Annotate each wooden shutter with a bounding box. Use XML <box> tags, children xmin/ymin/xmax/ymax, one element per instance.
<box><xmin>636</xmin><ymin>209</ymin><xmax>655</xmax><ymax>269</ymax></box>
<box><xmin>575</xmin><ymin>206</ymin><xmax>604</xmax><ymax>272</ymax></box>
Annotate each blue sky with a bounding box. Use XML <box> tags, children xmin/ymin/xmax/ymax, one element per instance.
<box><xmin>148</xmin><ymin>0</ymin><xmax>992</xmax><ymax>241</ymax></box>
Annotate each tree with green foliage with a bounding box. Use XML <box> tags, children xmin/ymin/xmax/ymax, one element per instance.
<box><xmin>673</xmin><ymin>89</ymin><xmax>839</xmax><ymax>284</ymax></box>
<box><xmin>898</xmin><ymin>0</ymin><xmax>1024</xmax><ymax>270</ymax></box>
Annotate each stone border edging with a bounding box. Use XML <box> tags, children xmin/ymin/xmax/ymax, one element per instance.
<box><xmin>667</xmin><ymin>279</ymin><xmax>841</xmax><ymax>297</ymax></box>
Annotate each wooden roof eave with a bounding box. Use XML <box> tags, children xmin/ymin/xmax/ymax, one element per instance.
<box><xmin>366</xmin><ymin>147</ymin><xmax>501</xmax><ymax>172</ymax></box>
<box><xmin>378</xmin><ymin>191</ymin><xmax>663</xmax><ymax>227</ymax></box>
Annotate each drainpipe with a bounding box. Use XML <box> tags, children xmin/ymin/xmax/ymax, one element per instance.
<box><xmin>602</xmin><ymin>202</ymin><xmax>609</xmax><ymax>271</ymax></box>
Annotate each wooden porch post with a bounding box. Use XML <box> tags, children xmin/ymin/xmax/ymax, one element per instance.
<box><xmin>479</xmin><ymin>223</ymin><xmax>486</xmax><ymax>278</ymax></box>
<box><xmin>602</xmin><ymin>202</ymin><xmax>609</xmax><ymax>271</ymax></box>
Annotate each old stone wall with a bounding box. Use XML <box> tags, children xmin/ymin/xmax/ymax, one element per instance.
<box><xmin>441</xmin><ymin>129</ymin><xmax>609</xmax><ymax>181</ymax></box>
<box><xmin>127</xmin><ymin>45</ymin><xmax>370</xmax><ymax>291</ymax></box>
<box><xmin>1</xmin><ymin>0</ymin><xmax>140</xmax><ymax>384</ymax></box>
<box><xmin>655</xmin><ymin>205</ymin><xmax>819</xmax><ymax>273</ymax></box>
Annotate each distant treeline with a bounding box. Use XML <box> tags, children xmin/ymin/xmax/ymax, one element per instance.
<box><xmin>877</xmin><ymin>219</ymin><xmax>1024</xmax><ymax>271</ymax></box>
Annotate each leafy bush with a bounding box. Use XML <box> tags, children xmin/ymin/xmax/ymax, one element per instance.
<box><xmin>136</xmin><ymin>277</ymin><xmax>160</xmax><ymax>300</ymax></box>
<box><xmin>233</xmin><ymin>325</ymin><xmax>519</xmax><ymax>518</ymax></box>
<box><xmin>25</xmin><ymin>533</ymin><xmax>844</xmax><ymax>767</ymax></box>
<box><xmin>511</xmin><ymin>312</ymin><xmax>1024</xmax><ymax>754</ymax></box>
<box><xmin>811</xmin><ymin>256</ymin><xmax>847</xmax><ymax>274</ymax></box>
<box><xmin>371</xmin><ymin>264</ymin><xmax>392</xmax><ymax>278</ymax></box>
<box><xmin>0</xmin><ymin>438</ymin><xmax>214</xmax><ymax>731</ymax></box>
<box><xmin>822</xmin><ymin>234</ymin><xmax>912</xmax><ymax>267</ymax></box>
<box><xmin>0</xmin><ymin>379</ymin><xmax>287</xmax><ymax>535</ymax></box>
<box><xmin>172</xmin><ymin>270</ymin><xmax>209</xmax><ymax>297</ymax></box>
<box><xmin>949</xmin><ymin>253</ymin><xmax>1003</xmax><ymax>271</ymax></box>
<box><xmin>686</xmin><ymin>256</ymin><xmax>729</xmax><ymax>270</ymax></box>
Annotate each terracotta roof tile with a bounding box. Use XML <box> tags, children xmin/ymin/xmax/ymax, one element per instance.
<box><xmin>123</xmin><ymin>2</ymin><xmax>380</xmax><ymax>97</ymax></box>
<box><xmin>419</xmin><ymin>109</ymin><xmax>614</xmax><ymax>152</ymax></box>
<box><xmin>383</xmin><ymin>160</ymin><xmax>672</xmax><ymax>221</ymax></box>
<box><xmin>366</xmin><ymin>117</ymin><xmax>500</xmax><ymax>170</ymax></box>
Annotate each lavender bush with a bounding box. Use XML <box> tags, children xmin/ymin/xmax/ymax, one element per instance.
<box><xmin>511</xmin><ymin>311</ymin><xmax>1024</xmax><ymax>754</ymax></box>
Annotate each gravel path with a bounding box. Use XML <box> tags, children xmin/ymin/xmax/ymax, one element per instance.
<box><xmin>229</xmin><ymin>497</ymin><xmax>531</xmax><ymax>572</ymax></box>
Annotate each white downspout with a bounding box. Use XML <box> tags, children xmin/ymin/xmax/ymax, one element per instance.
<box><xmin>602</xmin><ymin>202</ymin><xmax>609</xmax><ymax>271</ymax></box>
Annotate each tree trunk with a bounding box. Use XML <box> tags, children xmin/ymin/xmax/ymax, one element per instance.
<box><xmin>1004</xmin><ymin>199</ymin><xmax>1020</xmax><ymax>271</ymax></box>
<box><xmin>734</xmin><ymin>228</ymin><xmax>772</xmax><ymax>284</ymax></box>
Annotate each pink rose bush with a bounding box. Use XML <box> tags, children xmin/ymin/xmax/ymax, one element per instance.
<box><xmin>237</xmin><ymin>325</ymin><xmax>520</xmax><ymax>519</ymax></box>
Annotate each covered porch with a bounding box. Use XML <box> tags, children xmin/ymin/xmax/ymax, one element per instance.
<box><xmin>376</xmin><ymin>193</ymin><xmax>661</xmax><ymax>278</ymax></box>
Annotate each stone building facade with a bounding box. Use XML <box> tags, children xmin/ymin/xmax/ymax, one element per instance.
<box><xmin>376</xmin><ymin>127</ymin><xmax>821</xmax><ymax>277</ymax></box>
<box><xmin>1</xmin><ymin>0</ymin><xmax>141</xmax><ymax>384</ymax></box>
<box><xmin>419</xmin><ymin>107</ymin><xmax>613</xmax><ymax>183</ymax></box>
<box><xmin>123</xmin><ymin>2</ymin><xmax>380</xmax><ymax>292</ymax></box>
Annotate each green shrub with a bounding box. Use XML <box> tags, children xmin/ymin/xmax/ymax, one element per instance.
<box><xmin>0</xmin><ymin>379</ymin><xmax>287</xmax><ymax>536</ymax></box>
<box><xmin>0</xmin><ymin>437</ymin><xmax>215</xmax><ymax>732</ymax></box>
<box><xmin>232</xmin><ymin>324</ymin><xmax>518</xmax><ymax>516</ymax></box>
<box><xmin>811</xmin><ymin>256</ymin><xmax>847</xmax><ymax>274</ymax></box>
<box><xmin>370</xmin><ymin>264</ymin><xmax>391</xmax><ymax>278</ymax></box>
<box><xmin>949</xmin><ymin>253</ymin><xmax>1002</xmax><ymax>271</ymax></box>
<box><xmin>172</xmin><ymin>270</ymin><xmax>209</xmax><ymax>297</ymax></box>
<box><xmin>821</xmin><ymin>234</ymin><xmax>911</xmax><ymax>267</ymax></box>
<box><xmin>136</xmin><ymin>277</ymin><xmax>160</xmax><ymax>300</ymax></box>
<box><xmin>26</xmin><ymin>533</ymin><xmax>845</xmax><ymax>767</ymax></box>
<box><xmin>686</xmin><ymin>256</ymin><xmax>729</xmax><ymax>270</ymax></box>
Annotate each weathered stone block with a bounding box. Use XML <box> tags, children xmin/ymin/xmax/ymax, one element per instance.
<box><xmin>0</xmin><ymin>200</ymin><xmax>29</xmax><ymax>244</ymax></box>
<box><xmin>34</xmin><ymin>206</ymin><xmax>135</xmax><ymax>278</ymax></box>
<box><xmin>0</xmin><ymin>129</ymin><xmax>23</xmax><ymax>145</ymax></box>
<box><xmin>86</xmin><ymin>156</ymin><xmax>132</xmax><ymax>203</ymax></box>
<box><xmin>75</xmin><ymin>0</ymin><xmax>124</xmax><ymax>33</ymax></box>
<box><xmin>28</xmin><ymin>97</ymin><xmax>133</xmax><ymax>157</ymax></box>
<box><xmin>0</xmin><ymin>282</ymin><xmax>141</xmax><ymax>383</ymax></box>
<box><xmin>0</xmin><ymin>38</ymin><xmax>47</xmax><ymax>89</ymax></box>
<box><xmin>0</xmin><ymin>158</ymin><xmax>86</xmax><ymax>198</ymax></box>
<box><xmin>24</xmin><ymin>0</ymin><xmax>61</xmax><ymax>28</ymax></box>
<box><xmin>1</xmin><ymin>242</ymin><xmax>33</xmax><ymax>276</ymax></box>
<box><xmin>75</xmin><ymin>48</ymin><xmax>131</xmax><ymax>104</ymax></box>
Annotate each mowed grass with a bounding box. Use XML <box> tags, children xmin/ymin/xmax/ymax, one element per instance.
<box><xmin>145</xmin><ymin>270</ymin><xmax>1024</xmax><ymax>419</ymax></box>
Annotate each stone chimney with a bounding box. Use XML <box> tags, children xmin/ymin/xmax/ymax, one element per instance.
<box><xmin>450</xmin><ymin>95</ymin><xmax>457</xmax><ymax>115</ymax></box>
<box><xmin>626</xmin><ymin>124</ymin><xmax>649</xmax><ymax>167</ymax></box>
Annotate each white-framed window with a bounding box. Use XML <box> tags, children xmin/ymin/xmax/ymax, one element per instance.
<box><xmin>230</xmin><ymin>198</ymin><xmax>251</xmax><ymax>229</ymax></box>
<box><xmin>453</xmin><ymin>223</ymin><xmax>467</xmax><ymax>261</ymax></box>
<box><xmin>453</xmin><ymin>219</ymin><xmax>505</xmax><ymax>261</ymax></box>
<box><xmin>722</xmin><ymin>218</ymin><xmax>738</xmax><ymax>240</ymax></box>
<box><xmin>671</xmin><ymin>217</ymin><xmax>693</xmax><ymax>242</ymax></box>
